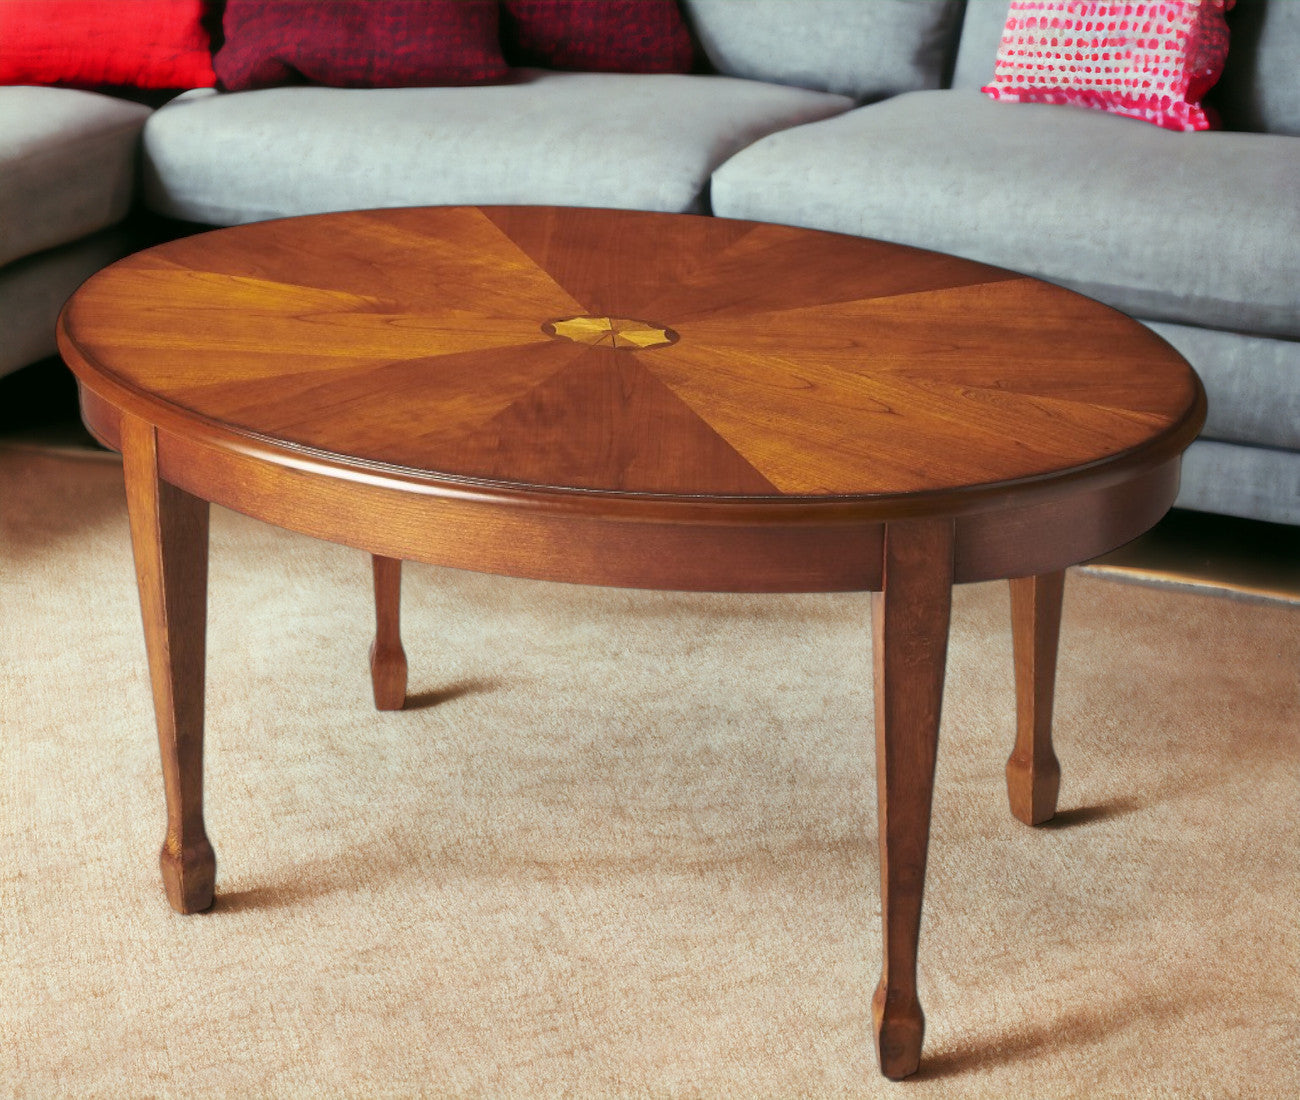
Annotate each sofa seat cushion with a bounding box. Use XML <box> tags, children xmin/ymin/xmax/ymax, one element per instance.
<box><xmin>141</xmin><ymin>72</ymin><xmax>852</xmax><ymax>224</ymax></box>
<box><xmin>1177</xmin><ymin>439</ymin><xmax>1300</xmax><ymax>526</ymax></box>
<box><xmin>711</xmin><ymin>90</ymin><xmax>1300</xmax><ymax>339</ymax></box>
<box><xmin>0</xmin><ymin>87</ymin><xmax>151</xmax><ymax>267</ymax></box>
<box><xmin>1140</xmin><ymin>321</ymin><xmax>1300</xmax><ymax>451</ymax></box>
<box><xmin>0</xmin><ymin>228</ymin><xmax>138</xmax><ymax>378</ymax></box>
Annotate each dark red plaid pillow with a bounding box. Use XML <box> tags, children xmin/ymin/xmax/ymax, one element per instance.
<box><xmin>501</xmin><ymin>0</ymin><xmax>694</xmax><ymax>73</ymax></box>
<box><xmin>215</xmin><ymin>0</ymin><xmax>508</xmax><ymax>91</ymax></box>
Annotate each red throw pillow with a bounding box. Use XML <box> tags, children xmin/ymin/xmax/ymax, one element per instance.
<box><xmin>981</xmin><ymin>1</ymin><xmax>1234</xmax><ymax>132</ymax></box>
<box><xmin>501</xmin><ymin>0</ymin><xmax>694</xmax><ymax>73</ymax></box>
<box><xmin>215</xmin><ymin>0</ymin><xmax>508</xmax><ymax>91</ymax></box>
<box><xmin>0</xmin><ymin>0</ymin><xmax>217</xmax><ymax>89</ymax></box>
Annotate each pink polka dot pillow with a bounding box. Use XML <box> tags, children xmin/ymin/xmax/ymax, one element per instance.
<box><xmin>982</xmin><ymin>1</ymin><xmax>1234</xmax><ymax>132</ymax></box>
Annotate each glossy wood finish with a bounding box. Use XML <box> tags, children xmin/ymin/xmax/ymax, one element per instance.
<box><xmin>370</xmin><ymin>556</ymin><xmax>407</xmax><ymax>711</ymax></box>
<box><xmin>1007</xmin><ymin>572</ymin><xmax>1066</xmax><ymax>825</ymax></box>
<box><xmin>61</xmin><ymin>208</ymin><xmax>1204</xmax><ymax>595</ymax></box>
<box><xmin>121</xmin><ymin>413</ymin><xmax>215</xmax><ymax>914</ymax></box>
<box><xmin>60</xmin><ymin>206</ymin><xmax>1202</xmax><ymax>517</ymax></box>
<box><xmin>871</xmin><ymin>519</ymin><xmax>954</xmax><ymax>1079</ymax></box>
<box><xmin>57</xmin><ymin>206</ymin><xmax>1206</xmax><ymax>1079</ymax></box>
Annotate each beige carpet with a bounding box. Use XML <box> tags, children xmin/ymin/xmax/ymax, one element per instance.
<box><xmin>2</xmin><ymin>446</ymin><xmax>1297</xmax><ymax>1098</ymax></box>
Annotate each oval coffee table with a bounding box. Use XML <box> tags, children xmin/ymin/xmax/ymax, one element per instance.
<box><xmin>57</xmin><ymin>206</ymin><xmax>1204</xmax><ymax>1079</ymax></box>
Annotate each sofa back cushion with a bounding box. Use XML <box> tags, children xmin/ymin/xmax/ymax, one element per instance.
<box><xmin>1210</xmin><ymin>0</ymin><xmax>1300</xmax><ymax>136</ymax></box>
<box><xmin>949</xmin><ymin>0</ymin><xmax>1013</xmax><ymax>91</ymax></box>
<box><xmin>680</xmin><ymin>0</ymin><xmax>964</xmax><ymax>101</ymax></box>
<box><xmin>953</xmin><ymin>0</ymin><xmax>1300</xmax><ymax>135</ymax></box>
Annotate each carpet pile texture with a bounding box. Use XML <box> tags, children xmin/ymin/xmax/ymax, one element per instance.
<box><xmin>2</xmin><ymin>447</ymin><xmax>1296</xmax><ymax>1097</ymax></box>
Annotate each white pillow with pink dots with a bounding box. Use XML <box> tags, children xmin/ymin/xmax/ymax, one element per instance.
<box><xmin>982</xmin><ymin>0</ymin><xmax>1234</xmax><ymax>132</ymax></box>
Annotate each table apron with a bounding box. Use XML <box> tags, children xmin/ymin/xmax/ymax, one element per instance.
<box><xmin>86</xmin><ymin>391</ymin><xmax>1183</xmax><ymax>592</ymax></box>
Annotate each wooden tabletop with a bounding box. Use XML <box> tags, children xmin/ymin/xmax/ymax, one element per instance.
<box><xmin>58</xmin><ymin>206</ymin><xmax>1203</xmax><ymax>518</ymax></box>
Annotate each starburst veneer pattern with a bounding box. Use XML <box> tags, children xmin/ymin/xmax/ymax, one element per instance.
<box><xmin>60</xmin><ymin>205</ymin><xmax>1200</xmax><ymax>505</ymax></box>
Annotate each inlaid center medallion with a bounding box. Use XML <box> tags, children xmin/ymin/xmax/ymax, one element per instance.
<box><xmin>543</xmin><ymin>315</ymin><xmax>679</xmax><ymax>351</ymax></box>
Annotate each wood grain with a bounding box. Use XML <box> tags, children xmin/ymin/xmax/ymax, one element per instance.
<box><xmin>871</xmin><ymin>518</ymin><xmax>954</xmax><ymax>1080</ymax></box>
<box><xmin>121</xmin><ymin>413</ymin><xmax>215</xmax><ymax>914</ymax></box>
<box><xmin>58</xmin><ymin>206</ymin><xmax>1204</xmax><ymax>509</ymax></box>
<box><xmin>1007</xmin><ymin>572</ymin><xmax>1066</xmax><ymax>825</ymax></box>
<box><xmin>370</xmin><ymin>555</ymin><xmax>407</xmax><ymax>711</ymax></box>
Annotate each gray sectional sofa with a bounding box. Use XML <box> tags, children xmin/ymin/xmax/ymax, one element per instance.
<box><xmin>4</xmin><ymin>0</ymin><xmax>1297</xmax><ymax>526</ymax></box>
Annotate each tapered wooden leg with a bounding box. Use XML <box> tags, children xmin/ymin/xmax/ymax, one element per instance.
<box><xmin>870</xmin><ymin>518</ymin><xmax>954</xmax><ymax>1080</ymax></box>
<box><xmin>122</xmin><ymin>415</ymin><xmax>215</xmax><ymax>914</ymax></box>
<box><xmin>1006</xmin><ymin>572</ymin><xmax>1065</xmax><ymax>825</ymax></box>
<box><xmin>370</xmin><ymin>555</ymin><xmax>407</xmax><ymax>711</ymax></box>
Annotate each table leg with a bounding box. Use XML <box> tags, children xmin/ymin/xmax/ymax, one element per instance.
<box><xmin>870</xmin><ymin>518</ymin><xmax>954</xmax><ymax>1080</ymax></box>
<box><xmin>370</xmin><ymin>555</ymin><xmax>407</xmax><ymax>711</ymax></box>
<box><xmin>1006</xmin><ymin>572</ymin><xmax>1064</xmax><ymax>825</ymax></box>
<box><xmin>122</xmin><ymin>416</ymin><xmax>215</xmax><ymax>914</ymax></box>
